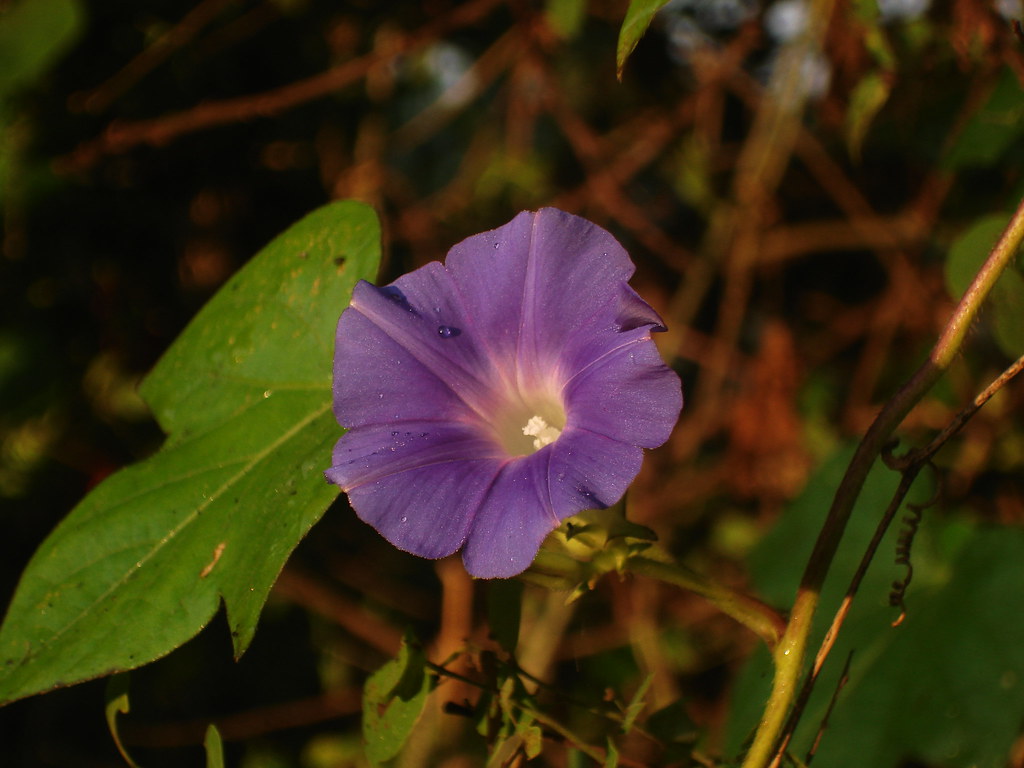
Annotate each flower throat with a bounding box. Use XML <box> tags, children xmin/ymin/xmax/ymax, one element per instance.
<box><xmin>494</xmin><ymin>394</ymin><xmax>566</xmax><ymax>456</ymax></box>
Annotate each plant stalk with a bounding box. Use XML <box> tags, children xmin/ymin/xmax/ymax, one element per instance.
<box><xmin>626</xmin><ymin>556</ymin><xmax>786</xmax><ymax>649</ymax></box>
<box><xmin>741</xmin><ymin>194</ymin><xmax>1024</xmax><ymax>768</ymax></box>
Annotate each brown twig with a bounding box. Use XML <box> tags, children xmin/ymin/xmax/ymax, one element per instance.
<box><xmin>889</xmin><ymin>353</ymin><xmax>1024</xmax><ymax>472</ymax></box>
<box><xmin>391</xmin><ymin>28</ymin><xmax>521</xmax><ymax>149</ymax></box>
<box><xmin>805</xmin><ymin>652</ymin><xmax>853</xmax><ymax>765</ymax></box>
<box><xmin>757</xmin><ymin>215</ymin><xmax>927</xmax><ymax>264</ymax></box>
<box><xmin>543</xmin><ymin>86</ymin><xmax>694</xmax><ymax>272</ymax></box>
<box><xmin>70</xmin><ymin>0</ymin><xmax>244</xmax><ymax>115</ymax></box>
<box><xmin>56</xmin><ymin>0</ymin><xmax>505</xmax><ymax>173</ymax></box>
<box><xmin>122</xmin><ymin>688</ymin><xmax>360</xmax><ymax>747</ymax></box>
<box><xmin>273</xmin><ymin>567</ymin><xmax>403</xmax><ymax>657</ymax></box>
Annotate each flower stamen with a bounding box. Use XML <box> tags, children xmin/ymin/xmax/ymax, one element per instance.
<box><xmin>522</xmin><ymin>415</ymin><xmax>561</xmax><ymax>450</ymax></box>
<box><xmin>493</xmin><ymin>393</ymin><xmax>566</xmax><ymax>456</ymax></box>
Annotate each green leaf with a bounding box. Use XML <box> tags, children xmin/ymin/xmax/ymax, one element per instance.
<box><xmin>621</xmin><ymin>673</ymin><xmax>652</xmax><ymax>733</ymax></box>
<box><xmin>616</xmin><ymin>0</ymin><xmax>672</xmax><ymax>79</ymax></box>
<box><xmin>362</xmin><ymin>633</ymin><xmax>431</xmax><ymax>766</ymax></box>
<box><xmin>0</xmin><ymin>0</ymin><xmax>83</xmax><ymax>207</ymax></box>
<box><xmin>845</xmin><ymin>72</ymin><xmax>892</xmax><ymax>161</ymax></box>
<box><xmin>0</xmin><ymin>200</ymin><xmax>381</xmax><ymax>705</ymax></box>
<box><xmin>945</xmin><ymin>68</ymin><xmax>1024</xmax><ymax>169</ymax></box>
<box><xmin>386</xmin><ymin>634</ymin><xmax>428</xmax><ymax>702</ymax></box>
<box><xmin>517</xmin><ymin>714</ymin><xmax>543</xmax><ymax>759</ymax></box>
<box><xmin>545</xmin><ymin>0</ymin><xmax>587</xmax><ymax>39</ymax></box>
<box><xmin>0</xmin><ymin>0</ymin><xmax>83</xmax><ymax>100</ymax></box>
<box><xmin>487</xmin><ymin>726</ymin><xmax>529</xmax><ymax>768</ymax></box>
<box><xmin>603</xmin><ymin>735</ymin><xmax>620</xmax><ymax>768</ymax></box>
<box><xmin>205</xmin><ymin>724</ymin><xmax>226</xmax><ymax>768</ymax></box>
<box><xmin>945</xmin><ymin>212</ymin><xmax>1024</xmax><ymax>359</ymax></box>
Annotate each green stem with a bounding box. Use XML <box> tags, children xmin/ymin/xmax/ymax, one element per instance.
<box><xmin>625</xmin><ymin>556</ymin><xmax>786</xmax><ymax>648</ymax></box>
<box><xmin>741</xmin><ymin>194</ymin><xmax>1024</xmax><ymax>768</ymax></box>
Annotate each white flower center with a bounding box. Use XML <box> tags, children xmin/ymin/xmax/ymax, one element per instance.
<box><xmin>493</xmin><ymin>392</ymin><xmax>566</xmax><ymax>456</ymax></box>
<box><xmin>522</xmin><ymin>415</ymin><xmax>562</xmax><ymax>450</ymax></box>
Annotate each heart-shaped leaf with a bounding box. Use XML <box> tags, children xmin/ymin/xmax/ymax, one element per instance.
<box><xmin>0</xmin><ymin>200</ymin><xmax>380</xmax><ymax>705</ymax></box>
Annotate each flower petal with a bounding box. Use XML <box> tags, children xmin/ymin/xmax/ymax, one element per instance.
<box><xmin>562</xmin><ymin>331</ymin><xmax>683</xmax><ymax>448</ymax></box>
<box><xmin>329</xmin><ymin>422</ymin><xmax>504</xmax><ymax>559</ymax></box>
<box><xmin>545</xmin><ymin>428</ymin><xmax>646</xmax><ymax>511</ymax></box>
<box><xmin>445</xmin><ymin>208</ymin><xmax>640</xmax><ymax>386</ymax></box>
<box><xmin>348</xmin><ymin>462</ymin><xmax>499</xmax><ymax>560</ymax></box>
<box><xmin>326</xmin><ymin>421</ymin><xmax>504</xmax><ymax>490</ymax></box>
<box><xmin>616</xmin><ymin>284</ymin><xmax>668</xmax><ymax>333</ymax></box>
<box><xmin>334</xmin><ymin>279</ymin><xmax>495</xmax><ymax>427</ymax></box>
<box><xmin>461</xmin><ymin>431</ymin><xmax>644</xmax><ymax>578</ymax></box>
<box><xmin>460</xmin><ymin>454</ymin><xmax>560</xmax><ymax>578</ymax></box>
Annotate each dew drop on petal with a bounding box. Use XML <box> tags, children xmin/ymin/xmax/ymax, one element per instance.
<box><xmin>437</xmin><ymin>325</ymin><xmax>462</xmax><ymax>338</ymax></box>
<box><xmin>400</xmin><ymin>516</ymin><xmax>408</xmax><ymax>524</ymax></box>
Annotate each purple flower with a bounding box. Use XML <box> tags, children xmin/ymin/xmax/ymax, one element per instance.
<box><xmin>326</xmin><ymin>209</ymin><xmax>682</xmax><ymax>578</ymax></box>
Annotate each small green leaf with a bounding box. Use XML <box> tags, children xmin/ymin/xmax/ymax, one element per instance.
<box><xmin>616</xmin><ymin>0</ymin><xmax>672</xmax><ymax>79</ymax></box>
<box><xmin>849</xmin><ymin>0</ymin><xmax>896</xmax><ymax>69</ymax></box>
<box><xmin>488</xmin><ymin>727</ymin><xmax>529</xmax><ymax>768</ymax></box>
<box><xmin>205</xmin><ymin>724</ymin><xmax>225</xmax><ymax>768</ymax></box>
<box><xmin>497</xmin><ymin>674</ymin><xmax>518</xmax><ymax>720</ymax></box>
<box><xmin>545</xmin><ymin>0</ymin><xmax>587</xmax><ymax>39</ymax></box>
<box><xmin>621</xmin><ymin>673</ymin><xmax>653</xmax><ymax>733</ymax></box>
<box><xmin>517</xmin><ymin>714</ymin><xmax>543</xmax><ymax>759</ymax></box>
<box><xmin>863</xmin><ymin>24</ymin><xmax>896</xmax><ymax>70</ymax></box>
<box><xmin>603</xmin><ymin>735</ymin><xmax>620</xmax><ymax>768</ymax></box>
<box><xmin>0</xmin><ymin>0</ymin><xmax>83</xmax><ymax>100</ymax></box>
<box><xmin>846</xmin><ymin>72</ymin><xmax>892</xmax><ymax>161</ymax></box>
<box><xmin>0</xmin><ymin>200</ymin><xmax>381</xmax><ymax>705</ymax></box>
<box><xmin>668</xmin><ymin>135</ymin><xmax>716</xmax><ymax>215</ymax></box>
<box><xmin>362</xmin><ymin>633</ymin><xmax>431</xmax><ymax>766</ymax></box>
<box><xmin>945</xmin><ymin>213</ymin><xmax>1024</xmax><ymax>359</ymax></box>
<box><xmin>945</xmin><ymin>68</ymin><xmax>1024</xmax><ymax>169</ymax></box>
<box><xmin>487</xmin><ymin>694</ymin><xmax>558</xmax><ymax>767</ymax></box>
<box><xmin>104</xmin><ymin>673</ymin><xmax>140</xmax><ymax>768</ymax></box>
<box><xmin>386</xmin><ymin>634</ymin><xmax>428</xmax><ymax>701</ymax></box>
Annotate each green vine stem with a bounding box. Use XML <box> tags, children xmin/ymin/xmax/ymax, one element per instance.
<box><xmin>740</xmin><ymin>194</ymin><xmax>1024</xmax><ymax>768</ymax></box>
<box><xmin>625</xmin><ymin>556</ymin><xmax>786</xmax><ymax>649</ymax></box>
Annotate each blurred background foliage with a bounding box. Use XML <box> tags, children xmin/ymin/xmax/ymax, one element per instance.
<box><xmin>0</xmin><ymin>0</ymin><xmax>1023</xmax><ymax>765</ymax></box>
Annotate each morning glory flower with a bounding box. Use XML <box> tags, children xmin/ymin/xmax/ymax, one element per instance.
<box><xmin>325</xmin><ymin>208</ymin><xmax>683</xmax><ymax>578</ymax></box>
